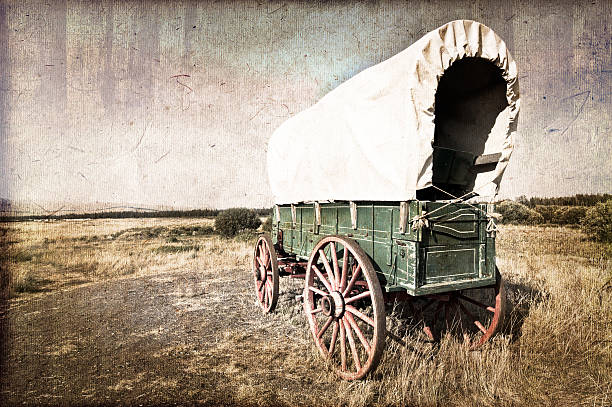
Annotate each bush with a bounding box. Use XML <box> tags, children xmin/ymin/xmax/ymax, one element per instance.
<box><xmin>534</xmin><ymin>205</ymin><xmax>557</xmax><ymax>223</ymax></box>
<box><xmin>580</xmin><ymin>200</ymin><xmax>612</xmax><ymax>242</ymax></box>
<box><xmin>497</xmin><ymin>201</ymin><xmax>544</xmax><ymax>225</ymax></box>
<box><xmin>214</xmin><ymin>208</ymin><xmax>262</xmax><ymax>237</ymax></box>
<box><xmin>554</xmin><ymin>206</ymin><xmax>587</xmax><ymax>225</ymax></box>
<box><xmin>262</xmin><ymin>216</ymin><xmax>273</xmax><ymax>233</ymax></box>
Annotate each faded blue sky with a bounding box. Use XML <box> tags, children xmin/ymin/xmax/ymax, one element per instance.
<box><xmin>0</xmin><ymin>0</ymin><xmax>610</xmax><ymax>209</ymax></box>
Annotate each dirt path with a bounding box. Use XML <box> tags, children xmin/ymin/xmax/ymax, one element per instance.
<box><xmin>0</xmin><ymin>268</ymin><xmax>333</xmax><ymax>406</ymax></box>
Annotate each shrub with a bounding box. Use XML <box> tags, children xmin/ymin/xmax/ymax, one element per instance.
<box><xmin>580</xmin><ymin>200</ymin><xmax>612</xmax><ymax>242</ymax></box>
<box><xmin>214</xmin><ymin>208</ymin><xmax>262</xmax><ymax>237</ymax></box>
<box><xmin>497</xmin><ymin>200</ymin><xmax>544</xmax><ymax>225</ymax></box>
<box><xmin>262</xmin><ymin>216</ymin><xmax>273</xmax><ymax>233</ymax></box>
<box><xmin>534</xmin><ymin>205</ymin><xmax>557</xmax><ymax>223</ymax></box>
<box><xmin>554</xmin><ymin>206</ymin><xmax>588</xmax><ymax>225</ymax></box>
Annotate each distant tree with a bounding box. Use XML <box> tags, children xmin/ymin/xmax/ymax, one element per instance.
<box><xmin>214</xmin><ymin>208</ymin><xmax>262</xmax><ymax>237</ymax></box>
<box><xmin>580</xmin><ymin>200</ymin><xmax>612</xmax><ymax>242</ymax></box>
<box><xmin>516</xmin><ymin>195</ymin><xmax>531</xmax><ymax>207</ymax></box>
<box><xmin>554</xmin><ymin>206</ymin><xmax>588</xmax><ymax>225</ymax></box>
<box><xmin>497</xmin><ymin>201</ymin><xmax>544</xmax><ymax>225</ymax></box>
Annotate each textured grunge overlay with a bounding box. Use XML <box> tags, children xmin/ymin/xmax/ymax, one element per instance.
<box><xmin>0</xmin><ymin>0</ymin><xmax>610</xmax><ymax>211</ymax></box>
<box><xmin>0</xmin><ymin>1</ymin><xmax>611</xmax><ymax>406</ymax></box>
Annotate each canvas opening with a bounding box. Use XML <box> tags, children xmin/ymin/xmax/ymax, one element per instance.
<box><xmin>419</xmin><ymin>57</ymin><xmax>509</xmax><ymax>200</ymax></box>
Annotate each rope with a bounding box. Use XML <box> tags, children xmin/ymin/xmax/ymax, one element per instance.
<box><xmin>410</xmin><ymin>183</ymin><xmax>502</xmax><ymax>232</ymax></box>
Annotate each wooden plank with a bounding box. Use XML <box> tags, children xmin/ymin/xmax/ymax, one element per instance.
<box><xmin>473</xmin><ymin>152</ymin><xmax>501</xmax><ymax>166</ymax></box>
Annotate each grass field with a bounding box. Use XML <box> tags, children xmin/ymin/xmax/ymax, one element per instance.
<box><xmin>1</xmin><ymin>219</ymin><xmax>611</xmax><ymax>406</ymax></box>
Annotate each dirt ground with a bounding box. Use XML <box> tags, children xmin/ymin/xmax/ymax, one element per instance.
<box><xmin>0</xmin><ymin>264</ymin><xmax>332</xmax><ymax>406</ymax></box>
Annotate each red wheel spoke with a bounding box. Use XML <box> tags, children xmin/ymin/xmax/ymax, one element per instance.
<box><xmin>345</xmin><ymin>313</ymin><xmax>371</xmax><ymax>354</ymax></box>
<box><xmin>319</xmin><ymin>249</ymin><xmax>336</xmax><ymax>290</ymax></box>
<box><xmin>344</xmin><ymin>319</ymin><xmax>361</xmax><ymax>371</ymax></box>
<box><xmin>340</xmin><ymin>247</ymin><xmax>348</xmax><ymax>291</ymax></box>
<box><xmin>328</xmin><ymin>320</ymin><xmax>339</xmax><ymax>356</ymax></box>
<box><xmin>310</xmin><ymin>307</ymin><xmax>323</xmax><ymax>314</ymax></box>
<box><xmin>308</xmin><ymin>286</ymin><xmax>328</xmax><ymax>297</ymax></box>
<box><xmin>330</xmin><ymin>242</ymin><xmax>340</xmax><ymax>289</ymax></box>
<box><xmin>265</xmin><ymin>282</ymin><xmax>272</xmax><ymax>304</ymax></box>
<box><xmin>317</xmin><ymin>316</ymin><xmax>334</xmax><ymax>340</ymax></box>
<box><xmin>256</xmin><ymin>282</ymin><xmax>264</xmax><ymax>301</ymax></box>
<box><xmin>339</xmin><ymin>319</ymin><xmax>347</xmax><ymax>371</ymax></box>
<box><xmin>345</xmin><ymin>290</ymin><xmax>371</xmax><ymax>305</ymax></box>
<box><xmin>474</xmin><ymin>320</ymin><xmax>487</xmax><ymax>334</ymax></box>
<box><xmin>342</xmin><ymin>265</ymin><xmax>362</xmax><ymax>296</ymax></box>
<box><xmin>457</xmin><ymin>301</ymin><xmax>487</xmax><ymax>334</ymax></box>
<box><xmin>456</xmin><ymin>293</ymin><xmax>496</xmax><ymax>313</ymax></box>
<box><xmin>313</xmin><ymin>265</ymin><xmax>333</xmax><ymax>293</ymax></box>
<box><xmin>346</xmin><ymin>305</ymin><xmax>375</xmax><ymax>327</ymax></box>
<box><xmin>256</xmin><ymin>255</ymin><xmax>265</xmax><ymax>268</ymax></box>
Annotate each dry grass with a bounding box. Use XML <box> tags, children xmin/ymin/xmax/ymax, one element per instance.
<box><xmin>326</xmin><ymin>225</ymin><xmax>612</xmax><ymax>407</ymax></box>
<box><xmin>1</xmin><ymin>218</ymin><xmax>220</xmax><ymax>296</ymax></box>
<box><xmin>1</xmin><ymin>220</ymin><xmax>610</xmax><ymax>406</ymax></box>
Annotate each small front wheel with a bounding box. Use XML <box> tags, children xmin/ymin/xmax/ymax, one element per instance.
<box><xmin>252</xmin><ymin>234</ymin><xmax>279</xmax><ymax>313</ymax></box>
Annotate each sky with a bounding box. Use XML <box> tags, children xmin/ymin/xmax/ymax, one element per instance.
<box><xmin>0</xmin><ymin>0</ymin><xmax>610</xmax><ymax>209</ymax></box>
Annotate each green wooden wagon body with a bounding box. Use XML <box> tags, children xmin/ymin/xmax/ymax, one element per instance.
<box><xmin>271</xmin><ymin>200</ymin><xmax>496</xmax><ymax>296</ymax></box>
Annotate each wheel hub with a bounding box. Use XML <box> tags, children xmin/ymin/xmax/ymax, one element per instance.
<box><xmin>319</xmin><ymin>291</ymin><xmax>345</xmax><ymax>318</ymax></box>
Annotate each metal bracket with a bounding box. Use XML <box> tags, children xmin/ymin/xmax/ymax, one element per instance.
<box><xmin>399</xmin><ymin>201</ymin><xmax>409</xmax><ymax>234</ymax></box>
<box><xmin>291</xmin><ymin>204</ymin><xmax>296</xmax><ymax>228</ymax></box>
<box><xmin>314</xmin><ymin>202</ymin><xmax>321</xmax><ymax>234</ymax></box>
<box><xmin>349</xmin><ymin>201</ymin><xmax>357</xmax><ymax>230</ymax></box>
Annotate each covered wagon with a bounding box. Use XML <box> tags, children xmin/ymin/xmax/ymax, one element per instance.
<box><xmin>253</xmin><ymin>19</ymin><xmax>520</xmax><ymax>380</ymax></box>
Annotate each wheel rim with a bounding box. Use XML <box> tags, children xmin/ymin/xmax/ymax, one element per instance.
<box><xmin>253</xmin><ymin>234</ymin><xmax>279</xmax><ymax>313</ymax></box>
<box><xmin>303</xmin><ymin>236</ymin><xmax>385</xmax><ymax>380</ymax></box>
<box><xmin>415</xmin><ymin>270</ymin><xmax>506</xmax><ymax>349</ymax></box>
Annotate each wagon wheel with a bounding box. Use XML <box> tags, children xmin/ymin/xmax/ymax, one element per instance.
<box><xmin>416</xmin><ymin>269</ymin><xmax>506</xmax><ymax>349</ymax></box>
<box><xmin>252</xmin><ymin>234</ymin><xmax>279</xmax><ymax>313</ymax></box>
<box><xmin>303</xmin><ymin>236</ymin><xmax>386</xmax><ymax>380</ymax></box>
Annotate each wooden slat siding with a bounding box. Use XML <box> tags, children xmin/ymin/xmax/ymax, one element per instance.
<box><xmin>275</xmin><ymin>201</ymin><xmax>496</xmax><ymax>296</ymax></box>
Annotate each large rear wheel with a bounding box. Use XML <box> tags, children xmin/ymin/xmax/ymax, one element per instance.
<box><xmin>415</xmin><ymin>269</ymin><xmax>506</xmax><ymax>349</ymax></box>
<box><xmin>303</xmin><ymin>236</ymin><xmax>386</xmax><ymax>380</ymax></box>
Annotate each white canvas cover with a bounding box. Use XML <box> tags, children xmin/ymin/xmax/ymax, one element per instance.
<box><xmin>267</xmin><ymin>20</ymin><xmax>520</xmax><ymax>204</ymax></box>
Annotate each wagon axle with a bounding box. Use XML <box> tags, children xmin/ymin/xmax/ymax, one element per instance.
<box><xmin>319</xmin><ymin>291</ymin><xmax>346</xmax><ymax>318</ymax></box>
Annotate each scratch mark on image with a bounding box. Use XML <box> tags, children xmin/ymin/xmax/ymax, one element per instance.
<box><xmin>171</xmin><ymin>74</ymin><xmax>193</xmax><ymax>111</ymax></box>
<box><xmin>171</xmin><ymin>74</ymin><xmax>193</xmax><ymax>93</ymax></box>
<box><xmin>132</xmin><ymin>122</ymin><xmax>151</xmax><ymax>152</ymax></box>
<box><xmin>155</xmin><ymin>151</ymin><xmax>170</xmax><ymax>163</ymax></box>
<box><xmin>559</xmin><ymin>90</ymin><xmax>590</xmax><ymax>138</ymax></box>
<box><xmin>249</xmin><ymin>106</ymin><xmax>266</xmax><ymax>121</ymax></box>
